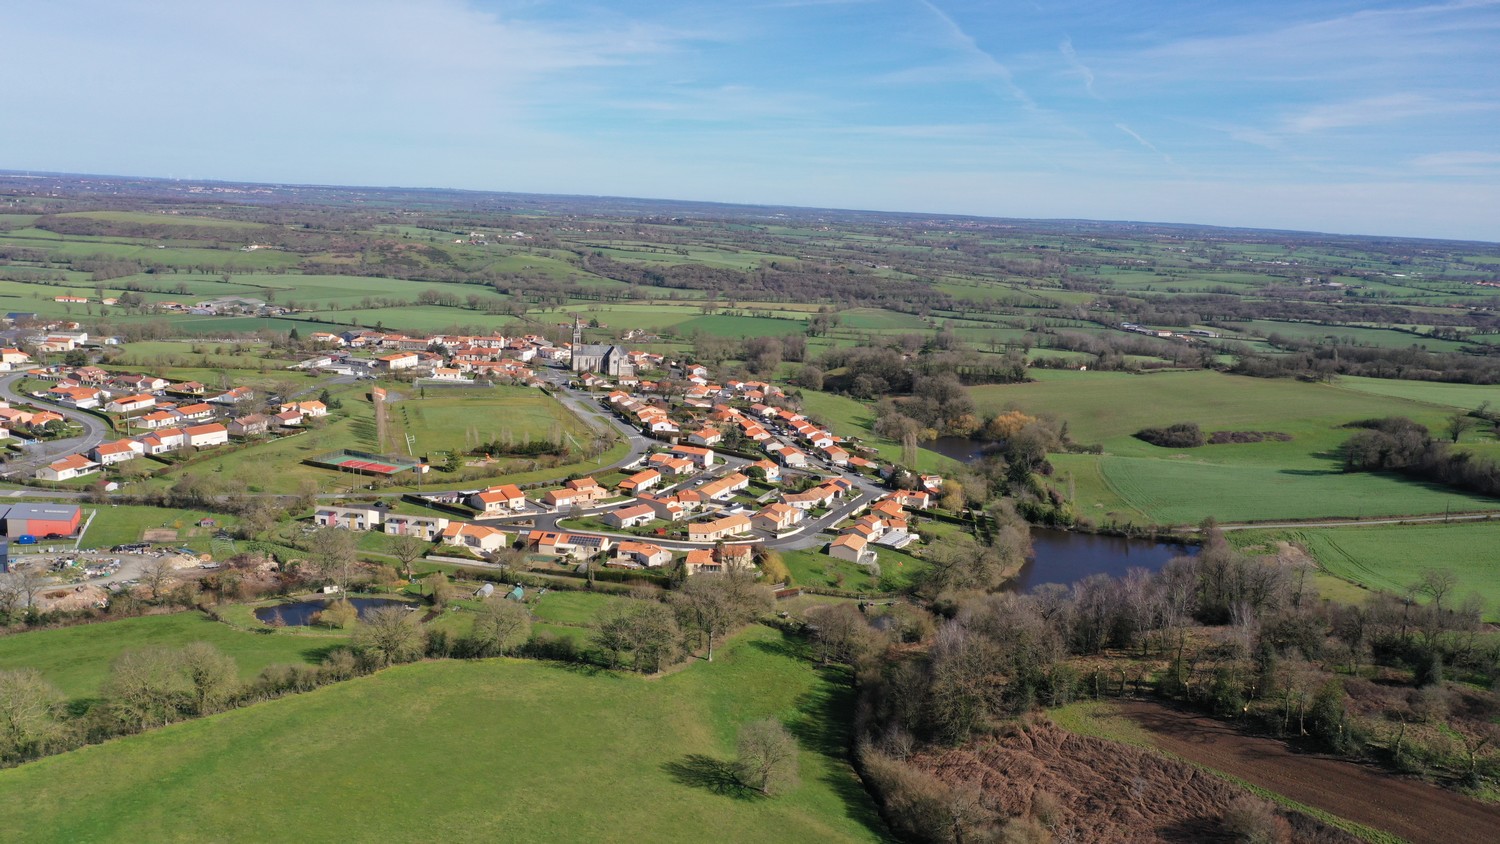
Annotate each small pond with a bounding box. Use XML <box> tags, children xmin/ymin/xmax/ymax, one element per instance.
<box><xmin>1012</xmin><ymin>528</ymin><xmax>1197</xmax><ymax>593</ymax></box>
<box><xmin>254</xmin><ymin>597</ymin><xmax>409</xmax><ymax>627</ymax></box>
<box><xmin>923</xmin><ymin>436</ymin><xmax>1000</xmax><ymax>463</ymax></box>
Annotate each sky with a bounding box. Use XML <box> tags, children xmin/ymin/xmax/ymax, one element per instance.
<box><xmin>4</xmin><ymin>0</ymin><xmax>1499</xmax><ymax>241</ymax></box>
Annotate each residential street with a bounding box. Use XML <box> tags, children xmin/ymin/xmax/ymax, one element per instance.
<box><xmin>0</xmin><ymin>371</ymin><xmax>109</xmax><ymax>478</ymax></box>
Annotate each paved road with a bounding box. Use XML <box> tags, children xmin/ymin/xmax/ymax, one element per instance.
<box><xmin>0</xmin><ymin>371</ymin><xmax>109</xmax><ymax>478</ymax></box>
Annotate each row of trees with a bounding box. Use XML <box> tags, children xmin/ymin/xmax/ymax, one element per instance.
<box><xmin>1343</xmin><ymin>416</ymin><xmax>1500</xmax><ymax>497</ymax></box>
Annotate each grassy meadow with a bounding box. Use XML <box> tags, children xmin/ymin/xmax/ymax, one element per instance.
<box><xmin>0</xmin><ymin>626</ymin><xmax>888</xmax><ymax>843</ymax></box>
<box><xmin>0</xmin><ymin>613</ymin><xmax>340</xmax><ymax>702</ymax></box>
<box><xmin>1274</xmin><ymin>520</ymin><xmax>1500</xmax><ymax>617</ymax></box>
<box><xmin>976</xmin><ymin>370</ymin><xmax>1500</xmax><ymax>525</ymax></box>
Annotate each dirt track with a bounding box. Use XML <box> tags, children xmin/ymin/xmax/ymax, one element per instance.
<box><xmin>1117</xmin><ymin>699</ymin><xmax>1500</xmax><ymax>844</ymax></box>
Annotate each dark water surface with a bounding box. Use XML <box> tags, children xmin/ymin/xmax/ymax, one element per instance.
<box><xmin>1013</xmin><ymin>528</ymin><xmax>1197</xmax><ymax>592</ymax></box>
<box><xmin>254</xmin><ymin>597</ymin><xmax>409</xmax><ymax>626</ymax></box>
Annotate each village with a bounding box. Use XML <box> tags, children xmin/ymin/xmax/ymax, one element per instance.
<box><xmin>0</xmin><ymin>312</ymin><xmax>943</xmax><ymax>588</ymax></box>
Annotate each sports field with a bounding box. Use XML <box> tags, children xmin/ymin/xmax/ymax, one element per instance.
<box><xmin>0</xmin><ymin>626</ymin><xmax>888</xmax><ymax>843</ymax></box>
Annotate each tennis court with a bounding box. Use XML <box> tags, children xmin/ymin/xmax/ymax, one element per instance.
<box><xmin>304</xmin><ymin>449</ymin><xmax>419</xmax><ymax>476</ymax></box>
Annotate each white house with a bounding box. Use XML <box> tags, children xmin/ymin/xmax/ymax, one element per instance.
<box><xmin>90</xmin><ymin>438</ymin><xmax>144</xmax><ymax>465</ymax></box>
<box><xmin>467</xmin><ymin>484</ymin><xmax>527</xmax><ymax>513</ymax></box>
<box><xmin>441</xmin><ymin>522</ymin><xmax>509</xmax><ymax>553</ymax></box>
<box><xmin>36</xmin><ymin>454</ymin><xmax>99</xmax><ymax>482</ymax></box>
<box><xmin>315</xmin><ymin>505</ymin><xmax>384</xmax><ymax>531</ymax></box>
<box><xmin>603</xmin><ymin>503</ymin><xmax>655</xmax><ymax>529</ymax></box>
<box><xmin>184</xmin><ymin>423</ymin><xmax>229</xmax><ymax>448</ymax></box>
<box><xmin>382</xmin><ymin>513</ymin><xmax>450</xmax><ymax>540</ymax></box>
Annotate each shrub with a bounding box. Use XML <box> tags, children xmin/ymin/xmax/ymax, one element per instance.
<box><xmin>1134</xmin><ymin>422</ymin><xmax>1205</xmax><ymax>448</ymax></box>
<box><xmin>1220</xmin><ymin>796</ymin><xmax>1290</xmax><ymax>844</ymax></box>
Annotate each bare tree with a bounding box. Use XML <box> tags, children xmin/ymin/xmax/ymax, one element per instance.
<box><xmin>354</xmin><ymin>606</ymin><xmax>425</xmax><ymax>666</ymax></box>
<box><xmin>1415</xmin><ymin>568</ymin><xmax>1458</xmax><ymax>612</ymax></box>
<box><xmin>387</xmin><ymin>533</ymin><xmax>427</xmax><ymax>581</ymax></box>
<box><xmin>307</xmin><ymin>526</ymin><xmax>359</xmax><ymax>593</ymax></box>
<box><xmin>471</xmin><ymin>598</ymin><xmax>531</xmax><ymax>656</ymax></box>
<box><xmin>626</xmin><ymin>601</ymin><xmax>683</xmax><ymax>674</ymax></box>
<box><xmin>102</xmin><ymin>648</ymin><xmax>192</xmax><ymax>730</ymax></box>
<box><xmin>805</xmin><ymin>603</ymin><xmax>880</xmax><ymax>666</ymax></box>
<box><xmin>0</xmin><ymin>669</ymin><xmax>64</xmax><ymax>763</ymax></box>
<box><xmin>0</xmin><ymin>561</ymin><xmax>49</xmax><ymax>615</ymax></box>
<box><xmin>424</xmin><ymin>572</ymin><xmax>454</xmax><ymax>609</ymax></box>
<box><xmin>1446</xmin><ymin>411</ymin><xmax>1477</xmax><ymax>444</ymax></box>
<box><xmin>178</xmin><ymin>642</ymin><xmax>239</xmax><ymax>716</ymax></box>
<box><xmin>734</xmin><ymin>719</ymin><xmax>800</xmax><ymax>795</ymax></box>
<box><xmin>673</xmin><ymin>572</ymin><xmax>772</xmax><ymax>662</ymax></box>
<box><xmin>139</xmin><ymin>556</ymin><xmax>178</xmax><ymax>601</ymax></box>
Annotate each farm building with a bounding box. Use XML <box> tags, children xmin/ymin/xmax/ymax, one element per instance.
<box><xmin>0</xmin><ymin>503</ymin><xmax>82</xmax><ymax>538</ymax></box>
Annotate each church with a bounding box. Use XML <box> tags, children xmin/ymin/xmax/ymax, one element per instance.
<box><xmin>570</xmin><ymin>319</ymin><xmax>634</xmax><ymax>377</ymax></box>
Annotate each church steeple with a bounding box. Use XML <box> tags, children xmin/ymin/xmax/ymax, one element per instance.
<box><xmin>572</xmin><ymin>316</ymin><xmax>583</xmax><ymax>349</ymax></box>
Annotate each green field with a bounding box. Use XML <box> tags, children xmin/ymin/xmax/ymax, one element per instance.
<box><xmin>976</xmin><ymin>370</ymin><xmax>1500</xmax><ymax>524</ymax></box>
<box><xmin>1331</xmin><ymin>376</ymin><xmax>1500</xmax><ymax>411</ymax></box>
<box><xmin>0</xmin><ymin>626</ymin><xmax>887</xmax><ymax>843</ymax></box>
<box><xmin>1275</xmin><ymin>521</ymin><xmax>1500</xmax><ymax>617</ymax></box>
<box><xmin>393</xmin><ymin>385</ymin><xmax>593</xmax><ymax>457</ymax></box>
<box><xmin>1072</xmin><ymin>455</ymin><xmax>1500</xmax><ymax>525</ymax></box>
<box><xmin>797</xmin><ymin>390</ymin><xmax>956</xmax><ymax>473</ymax></box>
<box><xmin>78</xmin><ymin>505</ymin><xmax>240</xmax><ymax>551</ymax></box>
<box><xmin>527</xmin><ymin>589</ymin><xmax>636</xmax><ymax>626</ymax></box>
<box><xmin>0</xmin><ymin>613</ymin><xmax>339</xmax><ymax>702</ymax></box>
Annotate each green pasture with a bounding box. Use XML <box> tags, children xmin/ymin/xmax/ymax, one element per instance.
<box><xmin>796</xmin><ymin>389</ymin><xmax>957</xmax><ymax>473</ymax></box>
<box><xmin>1226</xmin><ymin>320</ymin><xmax>1472</xmax><ymax>353</ymax></box>
<box><xmin>972</xmin><ymin>369</ymin><xmax>1469</xmax><ymax>468</ymax></box>
<box><xmin>1331</xmin><ymin>376</ymin><xmax>1500</xmax><ymax>412</ymax></box>
<box><xmin>1054</xmin><ymin>453</ymin><xmax>1500</xmax><ymax>526</ymax></box>
<box><xmin>527</xmin><ymin>589</ymin><xmax>637</xmax><ymax>626</ymax></box>
<box><xmin>0</xmin><ymin>625</ymin><xmax>887</xmax><ymax>843</ymax></box>
<box><xmin>0</xmin><ymin>612</ymin><xmax>340</xmax><ymax>703</ymax></box>
<box><xmin>1273</xmin><ymin>521</ymin><xmax>1500</xmax><ymax>619</ymax></box>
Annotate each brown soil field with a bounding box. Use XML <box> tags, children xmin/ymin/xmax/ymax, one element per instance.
<box><xmin>917</xmin><ymin>721</ymin><xmax>1355</xmax><ymax>843</ymax></box>
<box><xmin>1117</xmin><ymin>699</ymin><xmax>1500</xmax><ymax>844</ymax></box>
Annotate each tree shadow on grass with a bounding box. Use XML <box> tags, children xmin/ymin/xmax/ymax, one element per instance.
<box><xmin>663</xmin><ymin>754</ymin><xmax>762</xmax><ymax>800</ymax></box>
<box><xmin>785</xmin><ymin>662</ymin><xmax>893</xmax><ymax>837</ymax></box>
<box><xmin>748</xmin><ymin>631</ymin><xmax>813</xmax><ymax>662</ymax></box>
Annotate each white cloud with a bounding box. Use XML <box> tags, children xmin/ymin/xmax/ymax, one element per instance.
<box><xmin>1059</xmin><ymin>37</ymin><xmax>1099</xmax><ymax>99</ymax></box>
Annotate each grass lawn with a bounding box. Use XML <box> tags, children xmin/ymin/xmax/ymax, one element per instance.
<box><xmin>1093</xmin><ymin>456</ymin><xmax>1500</xmax><ymax>525</ymax></box>
<box><xmin>780</xmin><ymin>547</ymin><xmax>922</xmax><ymax>594</ymax></box>
<box><xmin>527</xmin><ymin>589</ymin><xmax>636</xmax><ymax>626</ymax></box>
<box><xmin>0</xmin><ymin>612</ymin><xmax>341</xmax><ymax>703</ymax></box>
<box><xmin>393</xmin><ymin>385</ymin><xmax>591</xmax><ymax>456</ymax></box>
<box><xmin>1272</xmin><ymin>521</ymin><xmax>1500</xmax><ymax>619</ymax></box>
<box><xmin>79</xmin><ymin>505</ymin><xmax>239</xmax><ymax>551</ymax></box>
<box><xmin>0</xmin><ymin>626</ymin><xmax>889</xmax><ymax>843</ymax></box>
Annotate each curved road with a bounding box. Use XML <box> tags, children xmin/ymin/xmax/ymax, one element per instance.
<box><xmin>0</xmin><ymin>371</ymin><xmax>109</xmax><ymax>479</ymax></box>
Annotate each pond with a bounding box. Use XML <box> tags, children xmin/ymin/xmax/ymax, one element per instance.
<box><xmin>1012</xmin><ymin>528</ymin><xmax>1197</xmax><ymax>593</ymax></box>
<box><xmin>254</xmin><ymin>597</ymin><xmax>410</xmax><ymax>627</ymax></box>
<box><xmin>923</xmin><ymin>436</ymin><xmax>999</xmax><ymax>463</ymax></box>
